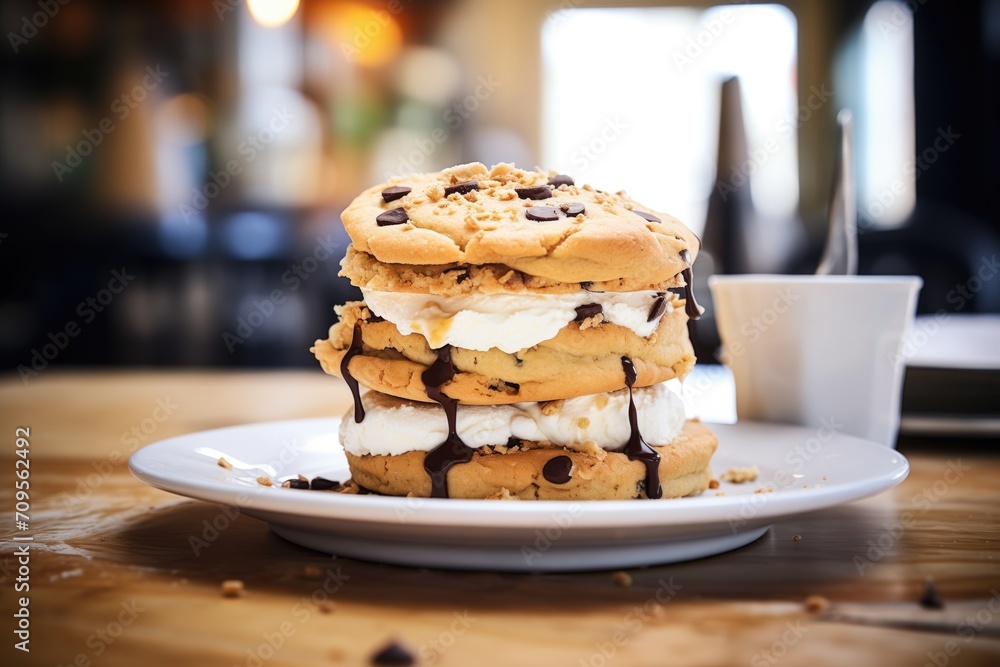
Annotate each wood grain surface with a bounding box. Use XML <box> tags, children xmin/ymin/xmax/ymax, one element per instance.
<box><xmin>1</xmin><ymin>371</ymin><xmax>998</xmax><ymax>666</ymax></box>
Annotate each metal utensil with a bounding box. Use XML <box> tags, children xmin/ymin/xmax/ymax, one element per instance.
<box><xmin>816</xmin><ymin>108</ymin><xmax>858</xmax><ymax>275</ymax></box>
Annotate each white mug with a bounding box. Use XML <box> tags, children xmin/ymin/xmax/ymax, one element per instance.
<box><xmin>709</xmin><ymin>275</ymin><xmax>922</xmax><ymax>448</ymax></box>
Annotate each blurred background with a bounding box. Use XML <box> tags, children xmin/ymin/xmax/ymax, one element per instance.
<box><xmin>1</xmin><ymin>0</ymin><xmax>999</xmax><ymax>375</ymax></box>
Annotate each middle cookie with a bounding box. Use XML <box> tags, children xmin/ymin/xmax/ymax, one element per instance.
<box><xmin>312</xmin><ymin>290</ymin><xmax>695</xmax><ymax>405</ymax></box>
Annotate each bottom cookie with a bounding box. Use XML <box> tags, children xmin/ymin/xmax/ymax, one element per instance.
<box><xmin>344</xmin><ymin>420</ymin><xmax>717</xmax><ymax>500</ymax></box>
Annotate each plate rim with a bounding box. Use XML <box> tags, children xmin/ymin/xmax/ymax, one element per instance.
<box><xmin>129</xmin><ymin>417</ymin><xmax>909</xmax><ymax>529</ymax></box>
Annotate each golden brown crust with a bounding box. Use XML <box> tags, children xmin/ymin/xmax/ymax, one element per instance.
<box><xmin>339</xmin><ymin>162</ymin><xmax>700</xmax><ymax>285</ymax></box>
<box><xmin>345</xmin><ymin>421</ymin><xmax>717</xmax><ymax>500</ymax></box>
<box><xmin>311</xmin><ymin>301</ymin><xmax>695</xmax><ymax>405</ymax></box>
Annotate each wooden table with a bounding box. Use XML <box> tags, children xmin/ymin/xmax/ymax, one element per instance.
<box><xmin>2</xmin><ymin>371</ymin><xmax>999</xmax><ymax>666</ymax></box>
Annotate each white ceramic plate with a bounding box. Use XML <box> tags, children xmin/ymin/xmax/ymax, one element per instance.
<box><xmin>130</xmin><ymin>419</ymin><xmax>909</xmax><ymax>572</ymax></box>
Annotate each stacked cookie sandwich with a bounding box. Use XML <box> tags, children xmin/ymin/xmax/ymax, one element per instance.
<box><xmin>312</xmin><ymin>162</ymin><xmax>716</xmax><ymax>499</ymax></box>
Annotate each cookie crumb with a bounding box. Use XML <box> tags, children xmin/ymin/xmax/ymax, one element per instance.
<box><xmin>804</xmin><ymin>595</ymin><xmax>830</xmax><ymax>614</ymax></box>
<box><xmin>217</xmin><ymin>457</ymin><xmax>233</xmax><ymax>470</ymax></box>
<box><xmin>578</xmin><ymin>313</ymin><xmax>605</xmax><ymax>330</ymax></box>
<box><xmin>221</xmin><ymin>580</ymin><xmax>245</xmax><ymax>598</ymax></box>
<box><xmin>822</xmin><ymin>475</ymin><xmax>828</xmax><ymax>481</ymax></box>
<box><xmin>318</xmin><ymin>601</ymin><xmax>335</xmax><ymax>614</ymax></box>
<box><xmin>485</xmin><ymin>487</ymin><xmax>519</xmax><ymax>500</ymax></box>
<box><xmin>371</xmin><ymin>639</ymin><xmax>415</xmax><ymax>666</ymax></box>
<box><xmin>612</xmin><ymin>571</ymin><xmax>633</xmax><ymax>587</ymax></box>
<box><xmin>753</xmin><ymin>487</ymin><xmax>774</xmax><ymax>494</ymax></box>
<box><xmin>792</xmin><ymin>535</ymin><xmax>802</xmax><ymax>541</ymax></box>
<box><xmin>721</xmin><ymin>465</ymin><xmax>759</xmax><ymax>484</ymax></box>
<box><xmin>256</xmin><ymin>475</ymin><xmax>273</xmax><ymax>487</ymax></box>
<box><xmin>715</xmin><ymin>491</ymin><xmax>727</xmax><ymax>497</ymax></box>
<box><xmin>567</xmin><ymin>440</ymin><xmax>607</xmax><ymax>461</ymax></box>
<box><xmin>708</xmin><ymin>479</ymin><xmax>720</xmax><ymax>489</ymax></box>
<box><xmin>541</xmin><ymin>400</ymin><xmax>564</xmax><ymax>416</ymax></box>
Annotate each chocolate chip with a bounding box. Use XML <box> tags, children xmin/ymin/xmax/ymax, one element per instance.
<box><xmin>310</xmin><ymin>476</ymin><xmax>341</xmax><ymax>491</ymax></box>
<box><xmin>381</xmin><ymin>186</ymin><xmax>411</xmax><ymax>203</ymax></box>
<box><xmin>515</xmin><ymin>185</ymin><xmax>552</xmax><ymax>200</ymax></box>
<box><xmin>574</xmin><ymin>303</ymin><xmax>603</xmax><ymax>322</ymax></box>
<box><xmin>526</xmin><ymin>206</ymin><xmax>559</xmax><ymax>222</ymax></box>
<box><xmin>445</xmin><ymin>267</ymin><xmax>469</xmax><ymax>284</ymax></box>
<box><xmin>357</xmin><ymin>484</ymin><xmax>378</xmax><ymax>495</ymax></box>
<box><xmin>505</xmin><ymin>380</ymin><xmax>520</xmax><ymax>393</ymax></box>
<box><xmin>647</xmin><ymin>294</ymin><xmax>666</xmax><ymax>322</ymax></box>
<box><xmin>514</xmin><ymin>355</ymin><xmax>523</xmax><ymax>367</ymax></box>
<box><xmin>542</xmin><ymin>456</ymin><xmax>573</xmax><ymax>484</ymax></box>
<box><xmin>680</xmin><ymin>249</ymin><xmax>692</xmax><ymax>265</ymax></box>
<box><xmin>548</xmin><ymin>174</ymin><xmax>574</xmax><ymax>187</ymax></box>
<box><xmin>365</xmin><ymin>314</ymin><xmax>385</xmax><ymax>323</ymax></box>
<box><xmin>919</xmin><ymin>577</ymin><xmax>945</xmax><ymax>609</ymax></box>
<box><xmin>506</xmin><ymin>436</ymin><xmax>523</xmax><ymax>448</ymax></box>
<box><xmin>633</xmin><ymin>210</ymin><xmax>661</xmax><ymax>223</ymax></box>
<box><xmin>376</xmin><ymin>207</ymin><xmax>408</xmax><ymax>226</ymax></box>
<box><xmin>580</xmin><ymin>281</ymin><xmax>593</xmax><ymax>290</ymax></box>
<box><xmin>444</xmin><ymin>181</ymin><xmax>479</xmax><ymax>197</ymax></box>
<box><xmin>371</xmin><ymin>640</ymin><xmax>415</xmax><ymax>666</ymax></box>
<box><xmin>285</xmin><ymin>478</ymin><xmax>310</xmax><ymax>490</ymax></box>
<box><xmin>561</xmin><ymin>202</ymin><xmax>585</xmax><ymax>217</ymax></box>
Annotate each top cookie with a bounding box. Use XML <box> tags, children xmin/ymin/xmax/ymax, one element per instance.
<box><xmin>340</xmin><ymin>162</ymin><xmax>700</xmax><ymax>286</ymax></box>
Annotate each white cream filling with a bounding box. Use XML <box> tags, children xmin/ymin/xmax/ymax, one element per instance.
<box><xmin>361</xmin><ymin>288</ymin><xmax>671</xmax><ymax>353</ymax></box>
<box><xmin>339</xmin><ymin>383</ymin><xmax>686</xmax><ymax>457</ymax></box>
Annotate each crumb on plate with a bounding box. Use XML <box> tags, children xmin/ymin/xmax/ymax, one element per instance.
<box><xmin>721</xmin><ymin>465</ymin><xmax>759</xmax><ymax>484</ymax></box>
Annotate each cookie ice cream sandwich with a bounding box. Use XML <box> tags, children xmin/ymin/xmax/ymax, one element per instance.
<box><xmin>312</xmin><ymin>162</ymin><xmax>716</xmax><ymax>499</ymax></box>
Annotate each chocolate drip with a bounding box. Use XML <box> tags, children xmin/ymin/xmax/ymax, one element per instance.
<box><xmin>620</xmin><ymin>356</ymin><xmax>662</xmax><ymax>499</ymax></box>
<box><xmin>574</xmin><ymin>303</ymin><xmax>603</xmax><ymax>322</ymax></box>
<box><xmin>421</xmin><ymin>346</ymin><xmax>473</xmax><ymax>498</ymax></box>
<box><xmin>680</xmin><ymin>267</ymin><xmax>702</xmax><ymax>320</ymax></box>
<box><xmin>340</xmin><ymin>322</ymin><xmax>366</xmax><ymax>423</ymax></box>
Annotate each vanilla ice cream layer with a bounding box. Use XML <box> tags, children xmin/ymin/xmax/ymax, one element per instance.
<box><xmin>339</xmin><ymin>383</ymin><xmax>686</xmax><ymax>457</ymax></box>
<box><xmin>361</xmin><ymin>288</ymin><xmax>672</xmax><ymax>353</ymax></box>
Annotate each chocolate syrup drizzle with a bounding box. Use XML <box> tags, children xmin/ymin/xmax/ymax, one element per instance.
<box><xmin>680</xmin><ymin>268</ymin><xmax>701</xmax><ymax>320</ymax></box>
<box><xmin>340</xmin><ymin>322</ymin><xmax>366</xmax><ymax>423</ymax></box>
<box><xmin>620</xmin><ymin>356</ymin><xmax>662</xmax><ymax>499</ymax></box>
<box><xmin>421</xmin><ymin>345</ymin><xmax>473</xmax><ymax>498</ymax></box>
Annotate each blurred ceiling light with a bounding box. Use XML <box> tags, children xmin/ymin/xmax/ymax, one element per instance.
<box><xmin>320</xmin><ymin>3</ymin><xmax>403</xmax><ymax>68</ymax></box>
<box><xmin>247</xmin><ymin>0</ymin><xmax>300</xmax><ymax>28</ymax></box>
<box><xmin>396</xmin><ymin>47</ymin><xmax>461</xmax><ymax>106</ymax></box>
<box><xmin>858</xmin><ymin>1</ymin><xmax>916</xmax><ymax>227</ymax></box>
